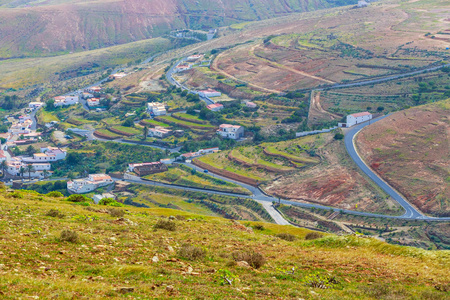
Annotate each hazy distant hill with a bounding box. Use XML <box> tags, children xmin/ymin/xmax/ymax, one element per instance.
<box><xmin>0</xmin><ymin>0</ymin><xmax>354</xmax><ymax>58</ymax></box>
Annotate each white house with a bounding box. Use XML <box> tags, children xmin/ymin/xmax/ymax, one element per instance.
<box><xmin>87</xmin><ymin>98</ymin><xmax>100</xmax><ymax>107</ymax></box>
<box><xmin>18</xmin><ymin>115</ymin><xmax>31</xmax><ymax>123</ymax></box>
<box><xmin>174</xmin><ymin>64</ymin><xmax>192</xmax><ymax>73</ymax></box>
<box><xmin>199</xmin><ymin>89</ymin><xmax>221</xmax><ymax>97</ymax></box>
<box><xmin>85</xmin><ymin>86</ymin><xmax>102</xmax><ymax>94</ymax></box>
<box><xmin>186</xmin><ymin>54</ymin><xmax>204</xmax><ymax>62</ymax></box>
<box><xmin>22</xmin><ymin>147</ymin><xmax>66</xmax><ymax>163</ymax></box>
<box><xmin>246</xmin><ymin>101</ymin><xmax>257</xmax><ymax>109</ymax></box>
<box><xmin>67</xmin><ymin>174</ymin><xmax>114</xmax><ymax>194</ymax></box>
<box><xmin>147</xmin><ymin>102</ymin><xmax>167</xmax><ymax>116</ymax></box>
<box><xmin>206</xmin><ymin>103</ymin><xmax>224</xmax><ymax>112</ymax></box>
<box><xmin>82</xmin><ymin>92</ymin><xmax>94</xmax><ymax>99</ymax></box>
<box><xmin>217</xmin><ymin>124</ymin><xmax>244</xmax><ymax>140</ymax></box>
<box><xmin>339</xmin><ymin>112</ymin><xmax>373</xmax><ymax>128</ymax></box>
<box><xmin>28</xmin><ymin>102</ymin><xmax>43</xmax><ymax>110</ymax></box>
<box><xmin>197</xmin><ymin>147</ymin><xmax>219</xmax><ymax>155</ymax></box>
<box><xmin>148</xmin><ymin>127</ymin><xmax>172</xmax><ymax>138</ymax></box>
<box><xmin>54</xmin><ymin>96</ymin><xmax>79</xmax><ymax>107</ymax></box>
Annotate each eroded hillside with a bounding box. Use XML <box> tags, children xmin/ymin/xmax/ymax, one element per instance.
<box><xmin>356</xmin><ymin>99</ymin><xmax>450</xmax><ymax>217</ymax></box>
<box><xmin>0</xmin><ymin>0</ymin><xmax>353</xmax><ymax>57</ymax></box>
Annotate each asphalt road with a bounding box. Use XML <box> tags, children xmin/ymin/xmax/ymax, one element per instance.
<box><xmin>344</xmin><ymin>116</ymin><xmax>428</xmax><ymax>219</ymax></box>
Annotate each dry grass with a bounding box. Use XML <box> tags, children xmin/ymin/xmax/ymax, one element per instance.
<box><xmin>0</xmin><ymin>188</ymin><xmax>448</xmax><ymax>299</ymax></box>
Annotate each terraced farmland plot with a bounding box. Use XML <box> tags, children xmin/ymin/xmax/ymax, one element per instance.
<box><xmin>144</xmin><ymin>164</ymin><xmax>251</xmax><ymax>195</ymax></box>
<box><xmin>156</xmin><ymin>115</ymin><xmax>215</xmax><ymax>128</ymax></box>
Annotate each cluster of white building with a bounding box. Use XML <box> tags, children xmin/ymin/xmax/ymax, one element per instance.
<box><xmin>67</xmin><ymin>174</ymin><xmax>114</xmax><ymax>194</ymax></box>
<box><xmin>53</xmin><ymin>95</ymin><xmax>79</xmax><ymax>107</ymax></box>
<box><xmin>4</xmin><ymin>147</ymin><xmax>67</xmax><ymax>178</ymax></box>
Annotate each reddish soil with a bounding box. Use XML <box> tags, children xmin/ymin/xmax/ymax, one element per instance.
<box><xmin>357</xmin><ymin>100</ymin><xmax>450</xmax><ymax>217</ymax></box>
<box><xmin>265</xmin><ymin>133</ymin><xmax>401</xmax><ymax>215</ymax></box>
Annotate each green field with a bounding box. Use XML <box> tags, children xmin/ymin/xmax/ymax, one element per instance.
<box><xmin>157</xmin><ymin>116</ymin><xmax>214</xmax><ymax>128</ymax></box>
<box><xmin>144</xmin><ymin>164</ymin><xmax>251</xmax><ymax>195</ymax></box>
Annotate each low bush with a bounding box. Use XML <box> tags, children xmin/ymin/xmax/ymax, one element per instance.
<box><xmin>99</xmin><ymin>198</ymin><xmax>124</xmax><ymax>207</ymax></box>
<box><xmin>305</xmin><ymin>232</ymin><xmax>323</xmax><ymax>240</ymax></box>
<box><xmin>66</xmin><ymin>194</ymin><xmax>90</xmax><ymax>203</ymax></box>
<box><xmin>178</xmin><ymin>244</ymin><xmax>206</xmax><ymax>261</ymax></box>
<box><xmin>8</xmin><ymin>191</ymin><xmax>23</xmax><ymax>199</ymax></box>
<box><xmin>232</xmin><ymin>250</ymin><xmax>266</xmax><ymax>269</ymax></box>
<box><xmin>154</xmin><ymin>219</ymin><xmax>176</xmax><ymax>231</ymax></box>
<box><xmin>60</xmin><ymin>230</ymin><xmax>79</xmax><ymax>243</ymax></box>
<box><xmin>252</xmin><ymin>224</ymin><xmax>265</xmax><ymax>231</ymax></box>
<box><xmin>45</xmin><ymin>209</ymin><xmax>65</xmax><ymax>218</ymax></box>
<box><xmin>46</xmin><ymin>191</ymin><xmax>64</xmax><ymax>198</ymax></box>
<box><xmin>108</xmin><ymin>208</ymin><xmax>125</xmax><ymax>218</ymax></box>
<box><xmin>276</xmin><ymin>233</ymin><xmax>297</xmax><ymax>241</ymax></box>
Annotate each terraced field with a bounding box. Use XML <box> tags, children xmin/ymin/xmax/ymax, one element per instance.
<box><xmin>144</xmin><ymin>164</ymin><xmax>251</xmax><ymax>195</ymax></box>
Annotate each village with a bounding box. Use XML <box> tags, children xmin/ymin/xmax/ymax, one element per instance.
<box><xmin>0</xmin><ymin>52</ymin><xmax>375</xmax><ymax>204</ymax></box>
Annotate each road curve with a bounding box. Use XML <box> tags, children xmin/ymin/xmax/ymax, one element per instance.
<box><xmin>345</xmin><ymin>117</ymin><xmax>428</xmax><ymax>219</ymax></box>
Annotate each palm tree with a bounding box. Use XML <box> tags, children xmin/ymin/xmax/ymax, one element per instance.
<box><xmin>26</xmin><ymin>164</ymin><xmax>35</xmax><ymax>181</ymax></box>
<box><xmin>1</xmin><ymin>160</ymin><xmax>7</xmax><ymax>178</ymax></box>
<box><xmin>42</xmin><ymin>169</ymin><xmax>49</xmax><ymax>179</ymax></box>
<box><xmin>19</xmin><ymin>167</ymin><xmax>25</xmax><ymax>178</ymax></box>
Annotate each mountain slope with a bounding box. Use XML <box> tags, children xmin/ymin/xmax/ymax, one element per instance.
<box><xmin>0</xmin><ymin>0</ymin><xmax>354</xmax><ymax>58</ymax></box>
<box><xmin>356</xmin><ymin>99</ymin><xmax>450</xmax><ymax>217</ymax></box>
<box><xmin>0</xmin><ymin>187</ymin><xmax>449</xmax><ymax>298</ymax></box>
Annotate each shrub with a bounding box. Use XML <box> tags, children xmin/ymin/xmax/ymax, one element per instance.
<box><xmin>108</xmin><ymin>208</ymin><xmax>125</xmax><ymax>218</ymax></box>
<box><xmin>276</xmin><ymin>233</ymin><xmax>297</xmax><ymax>241</ymax></box>
<box><xmin>99</xmin><ymin>198</ymin><xmax>124</xmax><ymax>207</ymax></box>
<box><xmin>8</xmin><ymin>191</ymin><xmax>23</xmax><ymax>199</ymax></box>
<box><xmin>60</xmin><ymin>230</ymin><xmax>79</xmax><ymax>243</ymax></box>
<box><xmin>232</xmin><ymin>251</ymin><xmax>266</xmax><ymax>269</ymax></box>
<box><xmin>154</xmin><ymin>219</ymin><xmax>176</xmax><ymax>231</ymax></box>
<box><xmin>305</xmin><ymin>232</ymin><xmax>323</xmax><ymax>240</ymax></box>
<box><xmin>178</xmin><ymin>244</ymin><xmax>206</xmax><ymax>261</ymax></box>
<box><xmin>334</xmin><ymin>133</ymin><xmax>344</xmax><ymax>140</ymax></box>
<box><xmin>45</xmin><ymin>209</ymin><xmax>65</xmax><ymax>218</ymax></box>
<box><xmin>46</xmin><ymin>191</ymin><xmax>64</xmax><ymax>198</ymax></box>
<box><xmin>252</xmin><ymin>224</ymin><xmax>265</xmax><ymax>231</ymax></box>
<box><xmin>66</xmin><ymin>194</ymin><xmax>90</xmax><ymax>203</ymax></box>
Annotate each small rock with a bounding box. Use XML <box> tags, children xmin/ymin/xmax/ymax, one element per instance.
<box><xmin>187</xmin><ymin>266</ymin><xmax>193</xmax><ymax>274</ymax></box>
<box><xmin>117</xmin><ymin>287</ymin><xmax>135</xmax><ymax>294</ymax></box>
<box><xmin>236</xmin><ymin>261</ymin><xmax>251</xmax><ymax>268</ymax></box>
<box><xmin>152</xmin><ymin>256</ymin><xmax>159</xmax><ymax>263</ymax></box>
<box><xmin>168</xmin><ymin>216</ymin><xmax>175</xmax><ymax>220</ymax></box>
<box><xmin>166</xmin><ymin>285</ymin><xmax>174</xmax><ymax>292</ymax></box>
<box><xmin>167</xmin><ymin>258</ymin><xmax>178</xmax><ymax>262</ymax></box>
<box><xmin>166</xmin><ymin>246</ymin><xmax>174</xmax><ymax>252</ymax></box>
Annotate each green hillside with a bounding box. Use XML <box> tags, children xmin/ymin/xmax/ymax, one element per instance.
<box><xmin>0</xmin><ymin>185</ymin><xmax>448</xmax><ymax>299</ymax></box>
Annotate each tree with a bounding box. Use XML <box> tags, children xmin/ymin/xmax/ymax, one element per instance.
<box><xmin>26</xmin><ymin>165</ymin><xmax>35</xmax><ymax>180</ymax></box>
<box><xmin>123</xmin><ymin>118</ymin><xmax>134</xmax><ymax>127</ymax></box>
<box><xmin>25</xmin><ymin>145</ymin><xmax>35</xmax><ymax>156</ymax></box>
<box><xmin>42</xmin><ymin>169</ymin><xmax>49</xmax><ymax>179</ymax></box>
<box><xmin>1</xmin><ymin>160</ymin><xmax>7</xmax><ymax>178</ymax></box>
<box><xmin>19</xmin><ymin>167</ymin><xmax>25</xmax><ymax>178</ymax></box>
<box><xmin>143</xmin><ymin>126</ymin><xmax>149</xmax><ymax>140</ymax></box>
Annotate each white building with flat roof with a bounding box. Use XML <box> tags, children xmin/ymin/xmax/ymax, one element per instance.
<box><xmin>54</xmin><ymin>96</ymin><xmax>79</xmax><ymax>107</ymax></box>
<box><xmin>339</xmin><ymin>112</ymin><xmax>373</xmax><ymax>128</ymax></box>
<box><xmin>147</xmin><ymin>102</ymin><xmax>167</xmax><ymax>116</ymax></box>
<box><xmin>67</xmin><ymin>174</ymin><xmax>114</xmax><ymax>194</ymax></box>
<box><xmin>217</xmin><ymin>124</ymin><xmax>244</xmax><ymax>140</ymax></box>
<box><xmin>199</xmin><ymin>89</ymin><xmax>221</xmax><ymax>97</ymax></box>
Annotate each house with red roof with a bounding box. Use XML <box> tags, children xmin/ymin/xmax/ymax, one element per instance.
<box><xmin>206</xmin><ymin>103</ymin><xmax>224</xmax><ymax>112</ymax></box>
